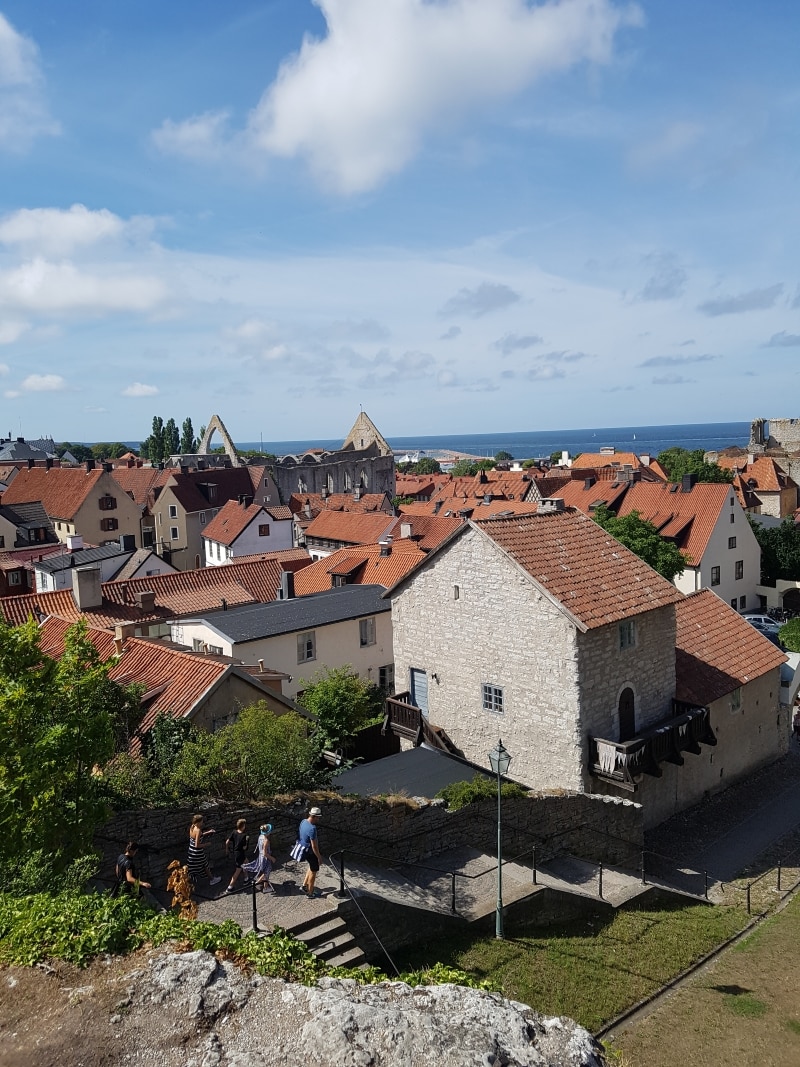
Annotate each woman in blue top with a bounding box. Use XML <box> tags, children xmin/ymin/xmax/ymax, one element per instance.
<box><xmin>298</xmin><ymin>806</ymin><xmax>323</xmax><ymax>898</ymax></box>
<box><xmin>242</xmin><ymin>824</ymin><xmax>276</xmax><ymax>893</ymax></box>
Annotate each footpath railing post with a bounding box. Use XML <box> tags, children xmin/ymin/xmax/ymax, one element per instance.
<box><xmin>339</xmin><ymin>852</ymin><xmax>345</xmax><ymax>896</ymax></box>
<box><xmin>532</xmin><ymin>846</ymin><xmax>537</xmax><ymax>886</ymax></box>
<box><xmin>746</xmin><ymin>883</ymin><xmax>751</xmax><ymax>915</ymax></box>
<box><xmin>777</xmin><ymin>861</ymin><xmax>782</xmax><ymax>893</ymax></box>
<box><xmin>641</xmin><ymin>850</ymin><xmax>646</xmax><ymax>886</ymax></box>
<box><xmin>251</xmin><ymin>877</ymin><xmax>259</xmax><ymax>932</ymax></box>
<box><xmin>704</xmin><ymin>870</ymin><xmax>709</xmax><ymax>900</ymax></box>
<box><xmin>451</xmin><ymin>872</ymin><xmax>456</xmax><ymax>914</ymax></box>
<box><xmin>598</xmin><ymin>863</ymin><xmax>603</xmax><ymax>899</ymax></box>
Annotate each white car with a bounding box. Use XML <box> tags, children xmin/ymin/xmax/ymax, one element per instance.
<box><xmin>743</xmin><ymin>613</ymin><xmax>780</xmax><ymax>634</ymax></box>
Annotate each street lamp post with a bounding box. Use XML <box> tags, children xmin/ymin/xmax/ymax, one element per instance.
<box><xmin>488</xmin><ymin>739</ymin><xmax>512</xmax><ymax>940</ymax></box>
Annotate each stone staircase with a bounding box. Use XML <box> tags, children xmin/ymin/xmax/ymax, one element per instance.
<box><xmin>285</xmin><ymin>908</ymin><xmax>368</xmax><ymax>969</ymax></box>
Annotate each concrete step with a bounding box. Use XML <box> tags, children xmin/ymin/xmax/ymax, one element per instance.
<box><xmin>285</xmin><ymin>910</ymin><xmax>367</xmax><ymax>970</ymax></box>
<box><xmin>536</xmin><ymin>854</ymin><xmax>649</xmax><ymax>908</ymax></box>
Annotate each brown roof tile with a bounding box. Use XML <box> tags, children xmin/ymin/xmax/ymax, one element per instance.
<box><xmin>1</xmin><ymin>466</ymin><xmax>105</xmax><ymax>520</ymax></box>
<box><xmin>304</xmin><ymin>510</ymin><xmax>396</xmax><ymax>545</ymax></box>
<box><xmin>475</xmin><ymin>510</ymin><xmax>683</xmax><ymax>630</ymax></box>
<box><xmin>675</xmin><ymin>589</ymin><xmax>786</xmax><ymax>705</ymax></box>
<box><xmin>387</xmin><ymin>513</ymin><xmax>465</xmax><ymax>550</ymax></box>
<box><xmin>294</xmin><ymin>540</ymin><xmax>425</xmax><ymax>595</ymax></box>
<box><xmin>110</xmin><ymin>466</ymin><xmax>165</xmax><ymax>507</ymax></box>
<box><xmin>616</xmin><ymin>481</ymin><xmax>733</xmax><ymax>565</ymax></box>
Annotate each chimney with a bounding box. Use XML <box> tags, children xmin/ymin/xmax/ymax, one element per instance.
<box><xmin>180</xmin><ymin>464</ymin><xmax>189</xmax><ymax>475</ymax></box>
<box><xmin>27</xmin><ymin>458</ymin><xmax>35</xmax><ymax>469</ymax></box>
<box><xmin>304</xmin><ymin>501</ymin><xmax>312</xmax><ymax>519</ymax></box>
<box><xmin>85</xmin><ymin>459</ymin><xmax>95</xmax><ymax>472</ymax></box>
<box><xmin>279</xmin><ymin>570</ymin><xmax>295</xmax><ymax>600</ymax></box>
<box><xmin>104</xmin><ymin>462</ymin><xmax>113</xmax><ymax>473</ymax></box>
<box><xmin>681</xmin><ymin>473</ymin><xmax>697</xmax><ymax>493</ymax></box>
<box><xmin>66</xmin><ymin>534</ymin><xmax>84</xmax><ymax>551</ymax></box>
<box><xmin>483</xmin><ymin>493</ymin><xmax>492</xmax><ymax>505</ymax></box>
<box><xmin>539</xmin><ymin>498</ymin><xmax>565</xmax><ymax>513</ymax></box>
<box><xmin>221</xmin><ymin>597</ymin><xmax>228</xmax><ymax>611</ymax></box>
<box><xmin>583</xmin><ymin>476</ymin><xmax>596</xmax><ymax>489</ymax></box>
<box><xmin>45</xmin><ymin>457</ymin><xmax>53</xmax><ymax>470</ymax></box>
<box><xmin>135</xmin><ymin>589</ymin><xmax>156</xmax><ymax>613</ymax></box>
<box><xmin>379</xmin><ymin>540</ymin><xmax>391</xmax><ymax>556</ymax></box>
<box><xmin>640</xmin><ymin>454</ymin><xmax>651</xmax><ymax>467</ymax></box>
<box><xmin>17</xmin><ymin>436</ymin><xmax>24</xmax><ymax>443</ymax></box>
<box><xmin>321</xmin><ymin>486</ymin><xmax>328</xmax><ymax>498</ymax></box>
<box><xmin>258</xmin><ymin>658</ymin><xmax>265</xmax><ymax>672</ymax></box>
<box><xmin>400</xmin><ymin>521</ymin><xmax>412</xmax><ymax>539</ymax></box>
<box><xmin>478</xmin><ymin>470</ymin><xmax>488</xmax><ymax>483</ymax></box>
<box><xmin>127</xmin><ymin>456</ymin><xmax>135</xmax><ymax>468</ymax></box>
<box><xmin>73</xmin><ymin>567</ymin><xmax>102</xmax><ymax>610</ymax></box>
<box><xmin>197</xmin><ymin>460</ymin><xmax>207</xmax><ymax>470</ymax></box>
<box><xmin>353</xmin><ymin>486</ymin><xmax>361</xmax><ymax>501</ymax></box>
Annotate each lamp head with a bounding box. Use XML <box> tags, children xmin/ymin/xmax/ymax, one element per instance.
<box><xmin>488</xmin><ymin>738</ymin><xmax>511</xmax><ymax>776</ymax></box>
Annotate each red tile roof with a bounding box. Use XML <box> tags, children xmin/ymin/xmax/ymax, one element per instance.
<box><xmin>1</xmin><ymin>466</ymin><xmax>106</xmax><ymax>519</ymax></box>
<box><xmin>103</xmin><ymin>557</ymin><xmax>285</xmax><ymax>614</ymax></box>
<box><xmin>289</xmin><ymin>492</ymin><xmax>392</xmax><ymax>520</ymax></box>
<box><xmin>675</xmin><ymin>589</ymin><xmax>786</xmax><ymax>705</ymax></box>
<box><xmin>304</xmin><ymin>510</ymin><xmax>396</xmax><ymax>545</ymax></box>
<box><xmin>474</xmin><ymin>511</ymin><xmax>683</xmax><ymax>630</ymax></box>
<box><xmin>616</xmin><ymin>481</ymin><xmax>733</xmax><ymax>566</ymax></box>
<box><xmin>571</xmin><ymin>451</ymin><xmax>642</xmax><ymax>470</ymax></box>
<box><xmin>293</xmin><ymin>540</ymin><xmax>426</xmax><ymax>595</ymax></box>
<box><xmin>387</xmin><ymin>513</ymin><xmax>465</xmax><ymax>551</ymax></box>
<box><xmin>0</xmin><ymin>589</ymin><xmax>164</xmax><ymax>629</ymax></box>
<box><xmin>541</xmin><ymin>477</ymin><xmax>629</xmax><ymax>514</ymax></box>
<box><xmin>201</xmin><ymin>500</ymin><xmax>284</xmax><ymax>546</ymax></box>
<box><xmin>429</xmin><ymin>470</ymin><xmax>536</xmax><ymax>504</ymax></box>
<box><xmin>110</xmin><ymin>466</ymin><xmax>166</xmax><ymax>507</ymax></box>
<box><xmin>394</xmin><ymin>474</ymin><xmax>451</xmax><ymax>499</ymax></box>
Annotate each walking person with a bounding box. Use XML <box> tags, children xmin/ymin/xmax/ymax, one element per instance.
<box><xmin>242</xmin><ymin>823</ymin><xmax>276</xmax><ymax>893</ymax></box>
<box><xmin>298</xmin><ymin>806</ymin><xmax>323</xmax><ymax>898</ymax></box>
<box><xmin>224</xmin><ymin>818</ymin><xmax>250</xmax><ymax>894</ymax></box>
<box><xmin>187</xmin><ymin>813</ymin><xmax>221</xmax><ymax>888</ymax></box>
<box><xmin>112</xmin><ymin>841</ymin><xmax>162</xmax><ymax>910</ymax></box>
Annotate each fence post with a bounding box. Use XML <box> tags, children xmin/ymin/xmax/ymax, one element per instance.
<box><xmin>777</xmin><ymin>861</ymin><xmax>782</xmax><ymax>893</ymax></box>
<box><xmin>251</xmin><ymin>877</ymin><xmax>259</xmax><ymax>933</ymax></box>
<box><xmin>598</xmin><ymin>863</ymin><xmax>603</xmax><ymax>899</ymax></box>
<box><xmin>451</xmin><ymin>872</ymin><xmax>457</xmax><ymax>914</ymax></box>
<box><xmin>641</xmin><ymin>850</ymin><xmax>646</xmax><ymax>886</ymax></box>
<box><xmin>339</xmin><ymin>852</ymin><xmax>345</xmax><ymax>896</ymax></box>
<box><xmin>704</xmin><ymin>870</ymin><xmax>709</xmax><ymax>900</ymax></box>
<box><xmin>746</xmin><ymin>883</ymin><xmax>751</xmax><ymax>915</ymax></box>
<box><xmin>532</xmin><ymin>846</ymin><xmax>537</xmax><ymax>886</ymax></box>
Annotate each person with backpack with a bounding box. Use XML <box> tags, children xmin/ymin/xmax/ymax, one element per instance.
<box><xmin>112</xmin><ymin>842</ymin><xmax>161</xmax><ymax>909</ymax></box>
<box><xmin>224</xmin><ymin>818</ymin><xmax>250</xmax><ymax>894</ymax></box>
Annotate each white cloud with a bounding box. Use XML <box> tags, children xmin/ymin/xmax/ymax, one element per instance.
<box><xmin>0</xmin><ymin>319</ymin><xmax>27</xmax><ymax>344</ymax></box>
<box><xmin>0</xmin><ymin>258</ymin><xmax>167</xmax><ymax>314</ymax></box>
<box><xmin>20</xmin><ymin>373</ymin><xmax>66</xmax><ymax>392</ymax></box>
<box><xmin>3</xmin><ymin>389</ymin><xmax>19</xmax><ymax>399</ymax></box>
<box><xmin>0</xmin><ymin>13</ymin><xmax>59</xmax><ymax>152</ymax></box>
<box><xmin>121</xmin><ymin>382</ymin><xmax>159</xmax><ymax>397</ymax></box>
<box><xmin>0</xmin><ymin>205</ymin><xmax>131</xmax><ymax>257</ymax></box>
<box><xmin>440</xmin><ymin>281</ymin><xmax>521</xmax><ymax>318</ymax></box>
<box><xmin>158</xmin><ymin>0</ymin><xmax>642</xmax><ymax>192</ymax></box>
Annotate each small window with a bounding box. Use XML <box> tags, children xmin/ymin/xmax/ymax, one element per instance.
<box><xmin>379</xmin><ymin>664</ymin><xmax>395</xmax><ymax>694</ymax></box>
<box><xmin>158</xmin><ymin>513</ymin><xmax>162</xmax><ymax>526</ymax></box>
<box><xmin>0</xmin><ymin>536</ymin><xmax>4</xmax><ymax>548</ymax></box>
<box><xmin>192</xmin><ymin>638</ymin><xmax>205</xmax><ymax>652</ymax></box>
<box><xmin>482</xmin><ymin>683</ymin><xmax>504</xmax><ymax>715</ymax></box>
<box><xmin>199</xmin><ymin>511</ymin><xmax>206</xmax><ymax>524</ymax></box>
<box><xmin>170</xmin><ymin>526</ymin><xmax>179</xmax><ymax>540</ymax></box>
<box><xmin>359</xmin><ymin>616</ymin><xmax>376</xmax><ymax>647</ymax></box>
<box><xmin>98</xmin><ymin>495</ymin><xmax>117</xmax><ymax>511</ymax></box>
<box><xmin>100</xmin><ymin>517</ymin><xmax>118</xmax><ymax>531</ymax></box>
<box><xmin>169</xmin><ymin>504</ymin><xmax>178</xmax><ymax>519</ymax></box>
<box><xmin>731</xmin><ymin>687</ymin><xmax>742</xmax><ymax>713</ymax></box>
<box><xmin>207</xmin><ymin>644</ymin><xmax>223</xmax><ymax>655</ymax></box>
<box><xmin>9</xmin><ymin>571</ymin><xmax>22</xmax><ymax>586</ymax></box>
<box><xmin>739</xmin><ymin>595</ymin><xmax>746</xmax><ymax>609</ymax></box>
<box><xmin>728</xmin><ymin>536</ymin><xmax>736</xmax><ymax>549</ymax></box>
<box><xmin>710</xmin><ymin>566</ymin><xmax>721</xmax><ymax>587</ymax></box>
<box><xmin>730</xmin><ymin>512</ymin><xmax>735</xmax><ymax>524</ymax></box>
<box><xmin>297</xmin><ymin>631</ymin><xmax>316</xmax><ymax>663</ymax></box>
<box><xmin>730</xmin><ymin>498</ymin><xmax>735</xmax><ymax>506</ymax></box>
<box><xmin>619</xmin><ymin>619</ymin><xmax>636</xmax><ymax>650</ymax></box>
<box><xmin>453</xmin><ymin>585</ymin><xmax>460</xmax><ymax>600</ymax></box>
<box><xmin>258</xmin><ymin>523</ymin><xmax>270</xmax><ymax>537</ymax></box>
<box><xmin>731</xmin><ymin>599</ymin><xmax>738</xmax><ymax>609</ymax></box>
<box><xmin>735</xmin><ymin>560</ymin><xmax>744</xmax><ymax>580</ymax></box>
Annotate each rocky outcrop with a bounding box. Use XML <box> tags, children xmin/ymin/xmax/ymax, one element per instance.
<box><xmin>0</xmin><ymin>947</ymin><xmax>605</xmax><ymax>1066</ymax></box>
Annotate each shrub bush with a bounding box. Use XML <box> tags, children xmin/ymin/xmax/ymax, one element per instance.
<box><xmin>436</xmin><ymin>774</ymin><xmax>527</xmax><ymax>811</ymax></box>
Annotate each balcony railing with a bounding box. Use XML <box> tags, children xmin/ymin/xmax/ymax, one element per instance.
<box><xmin>589</xmin><ymin>699</ymin><xmax>716</xmax><ymax>791</ymax></box>
<box><xmin>383</xmin><ymin>692</ymin><xmax>462</xmax><ymax>756</ymax></box>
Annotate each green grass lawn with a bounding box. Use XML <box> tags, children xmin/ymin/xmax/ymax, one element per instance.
<box><xmin>393</xmin><ymin>897</ymin><xmax>749</xmax><ymax>1032</ymax></box>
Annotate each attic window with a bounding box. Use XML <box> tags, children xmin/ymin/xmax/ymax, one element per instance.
<box><xmin>731</xmin><ymin>687</ymin><xmax>742</xmax><ymax>713</ymax></box>
<box><xmin>453</xmin><ymin>585</ymin><xmax>460</xmax><ymax>600</ymax></box>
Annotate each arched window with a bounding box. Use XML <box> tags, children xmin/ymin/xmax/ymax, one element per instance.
<box><xmin>618</xmin><ymin>687</ymin><xmax>636</xmax><ymax>742</ymax></box>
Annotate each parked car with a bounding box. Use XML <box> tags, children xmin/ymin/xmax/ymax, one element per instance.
<box><xmin>743</xmin><ymin>613</ymin><xmax>781</xmax><ymax>634</ymax></box>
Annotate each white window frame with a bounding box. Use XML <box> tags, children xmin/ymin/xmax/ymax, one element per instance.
<box><xmin>379</xmin><ymin>664</ymin><xmax>395</xmax><ymax>694</ymax></box>
<box><xmin>359</xmin><ymin>616</ymin><xmax>376</xmax><ymax>647</ymax></box>
<box><xmin>168</xmin><ymin>504</ymin><xmax>178</xmax><ymax>518</ymax></box>
<box><xmin>482</xmin><ymin>683</ymin><xmax>504</xmax><ymax>715</ymax></box>
<box><xmin>297</xmin><ymin>630</ymin><xmax>316</xmax><ymax>663</ymax></box>
<box><xmin>170</xmin><ymin>526</ymin><xmax>179</xmax><ymax>541</ymax></box>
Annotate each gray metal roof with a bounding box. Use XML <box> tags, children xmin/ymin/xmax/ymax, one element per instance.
<box><xmin>186</xmin><ymin>584</ymin><xmax>390</xmax><ymax>643</ymax></box>
<box><xmin>333</xmin><ymin>746</ymin><xmax>494</xmax><ymax>800</ymax></box>
<box><xmin>35</xmin><ymin>543</ymin><xmax>130</xmax><ymax>574</ymax></box>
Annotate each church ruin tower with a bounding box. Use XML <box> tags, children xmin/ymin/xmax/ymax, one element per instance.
<box><xmin>342</xmin><ymin>411</ymin><xmax>392</xmax><ymax>456</ymax></box>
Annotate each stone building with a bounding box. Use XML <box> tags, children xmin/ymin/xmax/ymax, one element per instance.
<box><xmin>386</xmin><ymin>510</ymin><xmax>786</xmax><ymax>826</ymax></box>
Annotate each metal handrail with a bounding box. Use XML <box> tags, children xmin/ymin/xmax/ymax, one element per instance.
<box><xmin>324</xmin><ymin>857</ymin><xmax>401</xmax><ymax>977</ymax></box>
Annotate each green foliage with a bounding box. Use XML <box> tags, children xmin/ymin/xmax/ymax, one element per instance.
<box><xmin>778</xmin><ymin>618</ymin><xmax>800</xmax><ymax>652</ymax></box>
<box><xmin>0</xmin><ymin>850</ymin><xmax>100</xmax><ymax>897</ymax></box>
<box><xmin>90</xmin><ymin>442</ymin><xmax>129</xmax><ymax>460</ymax></box>
<box><xmin>225</xmin><ymin>704</ymin><xmax>320</xmax><ymax>796</ymax></box>
<box><xmin>56</xmin><ymin>441</ymin><xmax>93</xmax><ymax>462</ymax></box>
<box><xmin>0</xmin><ymin>618</ymin><xmax>137</xmax><ymax>874</ymax></box>
<box><xmin>549</xmin><ymin>450</ymin><xmax>565</xmax><ymax>464</ymax></box>
<box><xmin>450</xmin><ymin>459</ymin><xmax>479</xmax><ymax>477</ymax></box>
<box><xmin>143</xmin><ymin>713</ymin><xmax>193</xmax><ymax>776</ymax></box>
<box><xmin>436</xmin><ymin>774</ymin><xmax>528</xmax><ymax>811</ymax></box>
<box><xmin>749</xmin><ymin>517</ymin><xmax>800</xmax><ymax>585</ymax></box>
<box><xmin>592</xmin><ymin>505</ymin><xmax>686</xmax><ymax>582</ymax></box>
<box><xmin>392</xmin><ymin>496</ymin><xmax>415</xmax><ymax>508</ymax></box>
<box><xmin>298</xmin><ymin>667</ymin><xmax>384</xmax><ymax>752</ymax></box>
<box><xmin>413</xmin><ymin>456</ymin><xmax>442</xmax><ymax>474</ymax></box>
<box><xmin>656</xmin><ymin>447</ymin><xmax>733</xmax><ymax>484</ymax></box>
<box><xmin>180</xmin><ymin>417</ymin><xmax>197</xmax><ymax>454</ymax></box>
<box><xmin>523</xmin><ymin>458</ymin><xmax>541</xmax><ymax>469</ymax></box>
<box><xmin>495</xmin><ymin>450</ymin><xmax>513</xmax><ymax>462</ymax></box>
<box><xmin>163</xmin><ymin>418</ymin><xmax>180</xmax><ymax>457</ymax></box>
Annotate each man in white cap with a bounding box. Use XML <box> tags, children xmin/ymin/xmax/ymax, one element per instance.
<box><xmin>298</xmin><ymin>806</ymin><xmax>323</xmax><ymax>898</ymax></box>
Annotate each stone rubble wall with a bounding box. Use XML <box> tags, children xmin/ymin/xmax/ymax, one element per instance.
<box><xmin>96</xmin><ymin>790</ymin><xmax>642</xmax><ymax>887</ymax></box>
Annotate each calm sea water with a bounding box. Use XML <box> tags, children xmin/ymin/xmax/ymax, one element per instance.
<box><xmin>236</xmin><ymin>421</ymin><xmax>750</xmax><ymax>461</ymax></box>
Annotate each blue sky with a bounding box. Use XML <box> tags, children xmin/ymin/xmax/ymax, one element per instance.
<box><xmin>0</xmin><ymin>0</ymin><xmax>798</xmax><ymax>444</ymax></box>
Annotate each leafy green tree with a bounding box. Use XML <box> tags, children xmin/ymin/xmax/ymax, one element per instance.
<box><xmin>495</xmin><ymin>450</ymin><xmax>513</xmax><ymax>462</ymax></box>
<box><xmin>749</xmin><ymin>517</ymin><xmax>800</xmax><ymax>584</ymax></box>
<box><xmin>142</xmin><ymin>712</ymin><xmax>193</xmax><ymax>776</ymax></box>
<box><xmin>523</xmin><ymin>458</ymin><xmax>540</xmax><ymax>469</ymax></box>
<box><xmin>180</xmin><ymin>417</ymin><xmax>197</xmax><ymax>454</ymax></box>
<box><xmin>450</xmin><ymin>459</ymin><xmax>479</xmax><ymax>477</ymax></box>
<box><xmin>549</xmin><ymin>451</ymin><xmax>566</xmax><ymax>465</ymax></box>
<box><xmin>656</xmin><ymin>447</ymin><xmax>733</xmax><ymax>484</ymax></box>
<box><xmin>57</xmin><ymin>442</ymin><xmax>93</xmax><ymax>463</ymax></box>
<box><xmin>163</xmin><ymin>417</ymin><xmax>180</xmax><ymax>458</ymax></box>
<box><xmin>592</xmin><ymin>505</ymin><xmax>686</xmax><ymax>582</ymax></box>
<box><xmin>0</xmin><ymin>619</ymin><xmax>138</xmax><ymax>872</ymax></box>
<box><xmin>298</xmin><ymin>666</ymin><xmax>384</xmax><ymax>752</ymax></box>
<box><xmin>90</xmin><ymin>442</ymin><xmax>128</xmax><ymax>461</ymax></box>
<box><xmin>413</xmin><ymin>457</ymin><xmax>442</xmax><ymax>474</ymax></box>
<box><xmin>140</xmin><ymin>416</ymin><xmax>165</xmax><ymax>464</ymax></box>
<box><xmin>779</xmin><ymin>618</ymin><xmax>800</xmax><ymax>653</ymax></box>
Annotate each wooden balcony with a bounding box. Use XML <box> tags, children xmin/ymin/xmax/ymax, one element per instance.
<box><xmin>383</xmin><ymin>692</ymin><xmax>463</xmax><ymax>756</ymax></box>
<box><xmin>589</xmin><ymin>699</ymin><xmax>716</xmax><ymax>791</ymax></box>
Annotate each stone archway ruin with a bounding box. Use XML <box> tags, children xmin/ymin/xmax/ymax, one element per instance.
<box><xmin>198</xmin><ymin>414</ymin><xmax>240</xmax><ymax>465</ymax></box>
